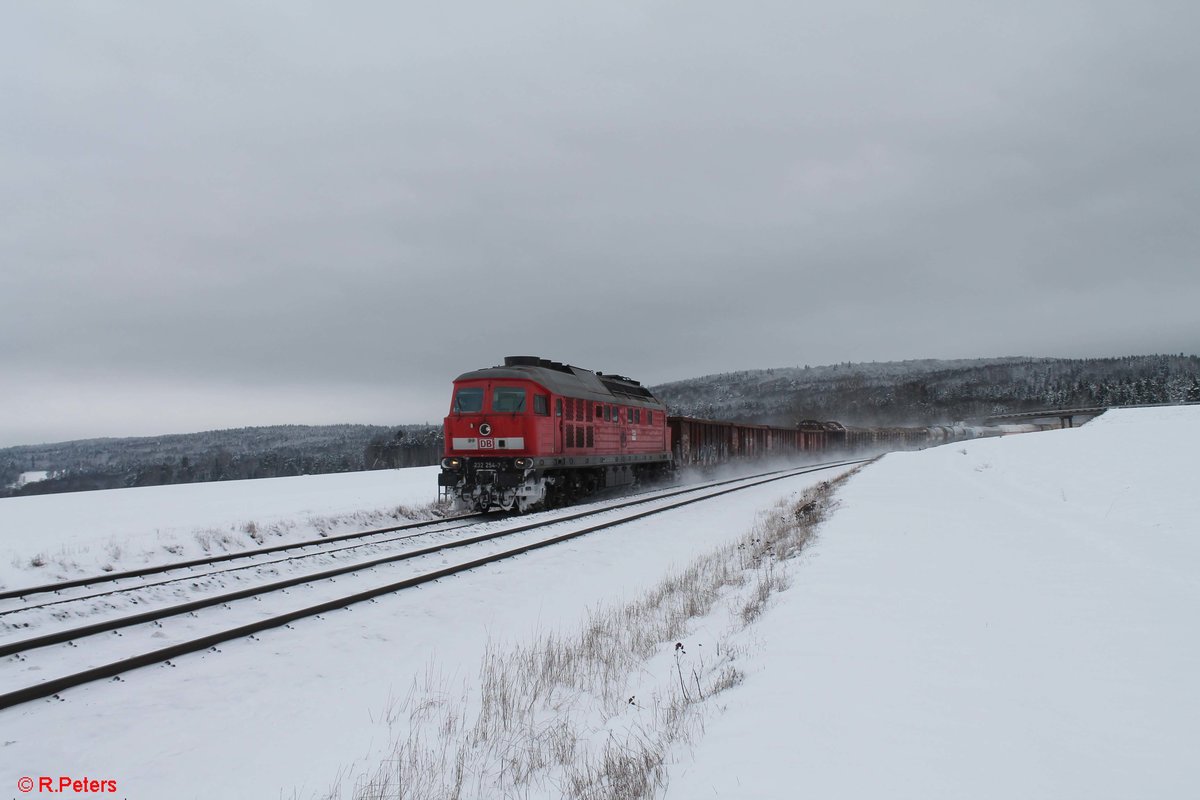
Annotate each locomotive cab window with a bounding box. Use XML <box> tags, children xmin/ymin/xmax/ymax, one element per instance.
<box><xmin>492</xmin><ymin>387</ymin><xmax>527</xmax><ymax>413</ymax></box>
<box><xmin>534</xmin><ymin>395</ymin><xmax>549</xmax><ymax>416</ymax></box>
<box><xmin>453</xmin><ymin>387</ymin><xmax>484</xmax><ymax>413</ymax></box>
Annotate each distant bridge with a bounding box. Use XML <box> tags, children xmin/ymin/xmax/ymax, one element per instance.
<box><xmin>983</xmin><ymin>401</ymin><xmax>1200</xmax><ymax>428</ymax></box>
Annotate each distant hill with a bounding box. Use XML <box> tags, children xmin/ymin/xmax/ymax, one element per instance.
<box><xmin>651</xmin><ymin>354</ymin><xmax>1200</xmax><ymax>426</ymax></box>
<box><xmin>6</xmin><ymin>354</ymin><xmax>1198</xmax><ymax>500</ymax></box>
<box><xmin>0</xmin><ymin>424</ymin><xmax>443</xmax><ymax>498</ymax></box>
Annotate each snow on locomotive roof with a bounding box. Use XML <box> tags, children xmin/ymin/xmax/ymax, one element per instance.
<box><xmin>455</xmin><ymin>356</ymin><xmax>664</xmax><ymax>407</ymax></box>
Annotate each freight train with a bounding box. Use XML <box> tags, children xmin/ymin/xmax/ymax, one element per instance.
<box><xmin>438</xmin><ymin>357</ymin><xmax>1044</xmax><ymax>512</ymax></box>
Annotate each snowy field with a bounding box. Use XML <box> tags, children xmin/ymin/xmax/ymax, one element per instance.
<box><xmin>0</xmin><ymin>467</ymin><xmax>442</xmax><ymax>591</ymax></box>
<box><xmin>667</xmin><ymin>406</ymin><xmax>1200</xmax><ymax>799</ymax></box>
<box><xmin>0</xmin><ymin>463</ymin><xmax>847</xmax><ymax>798</ymax></box>
<box><xmin>1</xmin><ymin>406</ymin><xmax>1196</xmax><ymax>798</ymax></box>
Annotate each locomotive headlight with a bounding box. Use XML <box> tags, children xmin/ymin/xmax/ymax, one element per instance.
<box><xmin>441</xmin><ymin>457</ymin><xmax>463</xmax><ymax>470</ymax></box>
<box><xmin>513</xmin><ymin>457</ymin><xmax>533</xmax><ymax>469</ymax></box>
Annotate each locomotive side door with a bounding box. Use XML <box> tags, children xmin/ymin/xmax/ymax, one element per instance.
<box><xmin>554</xmin><ymin>398</ymin><xmax>563</xmax><ymax>454</ymax></box>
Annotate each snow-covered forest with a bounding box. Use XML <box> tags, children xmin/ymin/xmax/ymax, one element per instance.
<box><xmin>653</xmin><ymin>354</ymin><xmax>1200</xmax><ymax>426</ymax></box>
<box><xmin>0</xmin><ymin>424</ymin><xmax>444</xmax><ymax>498</ymax></box>
<box><xmin>4</xmin><ymin>354</ymin><xmax>1197</xmax><ymax>499</ymax></box>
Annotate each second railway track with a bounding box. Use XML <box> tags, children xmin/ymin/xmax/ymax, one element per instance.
<box><xmin>0</xmin><ymin>512</ymin><xmax>495</xmax><ymax>604</ymax></box>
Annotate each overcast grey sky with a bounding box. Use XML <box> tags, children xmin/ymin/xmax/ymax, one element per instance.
<box><xmin>2</xmin><ymin>1</ymin><xmax>1198</xmax><ymax>446</ymax></box>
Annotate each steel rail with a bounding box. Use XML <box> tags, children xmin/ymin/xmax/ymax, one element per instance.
<box><xmin>0</xmin><ymin>460</ymin><xmax>820</xmax><ymax>605</ymax></box>
<box><xmin>2</xmin><ymin>465</ymin><xmax>804</xmax><ymax>614</ymax></box>
<box><xmin>0</xmin><ymin>466</ymin><xmax>803</xmax><ymax>615</ymax></box>
<box><xmin>0</xmin><ymin>518</ymin><xmax>488</xmax><ymax>618</ymax></box>
<box><xmin>0</xmin><ymin>461</ymin><xmax>852</xmax><ymax>658</ymax></box>
<box><xmin>0</xmin><ymin>460</ymin><xmax>864</xmax><ymax>711</ymax></box>
<box><xmin>0</xmin><ymin>513</ymin><xmax>490</xmax><ymax>602</ymax></box>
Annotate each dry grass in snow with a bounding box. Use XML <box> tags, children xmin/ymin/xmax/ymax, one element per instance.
<box><xmin>329</xmin><ymin>468</ymin><xmax>861</xmax><ymax>800</ymax></box>
<box><xmin>10</xmin><ymin>501</ymin><xmax>446</xmax><ymax>581</ymax></box>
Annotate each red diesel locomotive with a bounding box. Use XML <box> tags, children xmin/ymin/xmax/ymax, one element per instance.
<box><xmin>439</xmin><ymin>356</ymin><xmax>672</xmax><ymax>511</ymax></box>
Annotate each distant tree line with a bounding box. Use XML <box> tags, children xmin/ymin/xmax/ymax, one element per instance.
<box><xmin>653</xmin><ymin>354</ymin><xmax>1200</xmax><ymax>427</ymax></box>
<box><xmin>6</xmin><ymin>354</ymin><xmax>1198</xmax><ymax>500</ymax></box>
<box><xmin>0</xmin><ymin>424</ymin><xmax>444</xmax><ymax>499</ymax></box>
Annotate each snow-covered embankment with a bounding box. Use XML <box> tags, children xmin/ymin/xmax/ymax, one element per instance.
<box><xmin>667</xmin><ymin>406</ymin><xmax>1200</xmax><ymax>798</ymax></box>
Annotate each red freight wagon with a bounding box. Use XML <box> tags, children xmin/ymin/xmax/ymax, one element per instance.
<box><xmin>668</xmin><ymin>417</ymin><xmax>804</xmax><ymax>467</ymax></box>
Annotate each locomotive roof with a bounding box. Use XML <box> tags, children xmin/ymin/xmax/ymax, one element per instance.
<box><xmin>455</xmin><ymin>356</ymin><xmax>665</xmax><ymax>408</ymax></box>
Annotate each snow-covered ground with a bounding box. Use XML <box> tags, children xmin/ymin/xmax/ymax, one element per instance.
<box><xmin>0</xmin><ymin>463</ymin><xmax>847</xmax><ymax>798</ymax></box>
<box><xmin>0</xmin><ymin>467</ymin><xmax>441</xmax><ymax>591</ymax></box>
<box><xmin>1</xmin><ymin>407</ymin><xmax>1195</xmax><ymax>798</ymax></box>
<box><xmin>667</xmin><ymin>406</ymin><xmax>1200</xmax><ymax>799</ymax></box>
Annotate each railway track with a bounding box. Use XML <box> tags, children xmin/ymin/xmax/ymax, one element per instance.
<box><xmin>0</xmin><ymin>463</ymin><xmax>829</xmax><ymax>617</ymax></box>
<box><xmin>1</xmin><ymin>479</ymin><xmax>773</xmax><ymax>622</ymax></box>
<box><xmin>0</xmin><ymin>514</ymin><xmax>495</xmax><ymax>620</ymax></box>
<box><xmin>0</xmin><ymin>459</ymin><xmax>863</xmax><ymax>711</ymax></box>
<box><xmin>1</xmin><ymin>464</ymin><xmax>823</xmax><ymax>637</ymax></box>
<box><xmin>0</xmin><ymin>512</ymin><xmax>494</xmax><ymax>603</ymax></box>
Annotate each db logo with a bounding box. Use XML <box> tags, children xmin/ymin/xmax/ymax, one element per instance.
<box><xmin>478</xmin><ymin>438</ymin><xmax>495</xmax><ymax>449</ymax></box>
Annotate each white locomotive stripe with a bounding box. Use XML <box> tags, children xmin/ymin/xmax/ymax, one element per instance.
<box><xmin>452</xmin><ymin>437</ymin><xmax>525</xmax><ymax>450</ymax></box>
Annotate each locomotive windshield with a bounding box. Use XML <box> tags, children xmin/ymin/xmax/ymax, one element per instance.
<box><xmin>452</xmin><ymin>387</ymin><xmax>484</xmax><ymax>413</ymax></box>
<box><xmin>492</xmin><ymin>387</ymin><xmax>527</xmax><ymax>413</ymax></box>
